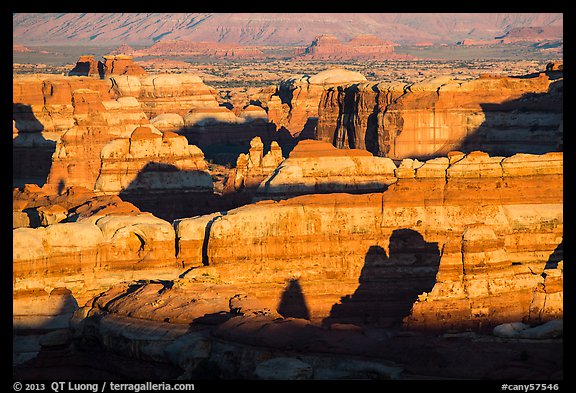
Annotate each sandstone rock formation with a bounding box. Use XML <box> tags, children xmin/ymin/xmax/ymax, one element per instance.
<box><xmin>94</xmin><ymin>125</ymin><xmax>215</xmax><ymax>221</ymax></box>
<box><xmin>68</xmin><ymin>55</ymin><xmax>145</xmax><ymax>78</ymax></box>
<box><xmin>95</xmin><ymin>126</ymin><xmax>212</xmax><ymax>194</ymax></box>
<box><xmin>296</xmin><ymin>34</ymin><xmax>410</xmax><ymax>60</ymax></box>
<box><xmin>13</xmin><ymin>75</ymin><xmax>113</xmax><ymax>187</ymax></box>
<box><xmin>316</xmin><ymin>71</ymin><xmax>563</xmax><ymax>158</ymax></box>
<box><xmin>266</xmin><ymin>68</ymin><xmax>367</xmax><ymax>137</ymax></box>
<box><xmin>102</xmin><ymin>55</ymin><xmax>147</xmax><ymax>76</ymax></box>
<box><xmin>224</xmin><ymin>136</ymin><xmax>284</xmax><ymax>192</ymax></box>
<box><xmin>14</xmin><ymin>149</ymin><xmax>563</xmax><ymax>379</ymax></box>
<box><xmin>46</xmin><ymin>91</ymin><xmax>149</xmax><ymax>190</ymax></box>
<box><xmin>68</xmin><ymin>55</ymin><xmax>103</xmax><ymax>78</ymax></box>
<box><xmin>174</xmin><ymin>151</ymin><xmax>562</xmax><ymax>329</ymax></box>
<box><xmin>12</xmin><ymin>183</ymin><xmax>141</xmax><ymax>230</ymax></box>
<box><xmin>255</xmin><ymin>139</ymin><xmax>396</xmax><ymax>199</ymax></box>
<box><xmin>105</xmin><ymin>72</ymin><xmax>273</xmax><ymax>158</ymax></box>
<box><xmin>13</xmin><ymin>212</ymin><xmax>182</xmax><ymax>312</ymax></box>
<box><xmin>119</xmin><ymin>73</ymin><xmax>219</xmax><ymax>118</ymax></box>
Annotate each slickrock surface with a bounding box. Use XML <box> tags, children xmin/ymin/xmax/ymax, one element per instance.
<box><xmin>316</xmin><ymin>71</ymin><xmax>563</xmax><ymax>158</ymax></box>
<box><xmin>66</xmin><ymin>287</ymin><xmax>562</xmax><ymax>379</ymax></box>
<box><xmin>12</xmin><ymin>184</ymin><xmax>137</xmax><ymax>228</ymax></box>
<box><xmin>255</xmin><ymin>139</ymin><xmax>396</xmax><ymax>199</ymax></box>
<box><xmin>13</xmin><ymin>212</ymin><xmax>182</xmax><ymax>310</ymax></box>
<box><xmin>266</xmin><ymin>68</ymin><xmax>367</xmax><ymax>137</ymax></box>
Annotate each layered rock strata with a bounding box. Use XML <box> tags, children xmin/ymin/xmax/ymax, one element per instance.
<box><xmin>266</xmin><ymin>68</ymin><xmax>367</xmax><ymax>137</ymax></box>
<box><xmin>94</xmin><ymin>126</ymin><xmax>215</xmax><ymax>221</ymax></box>
<box><xmin>316</xmin><ymin>72</ymin><xmax>563</xmax><ymax>158</ymax></box>
<box><xmin>69</xmin><ymin>55</ymin><xmax>146</xmax><ymax>78</ymax></box>
<box><xmin>255</xmin><ymin>139</ymin><xmax>397</xmax><ymax>199</ymax></box>
<box><xmin>107</xmin><ymin>73</ymin><xmax>275</xmax><ymax>160</ymax></box>
<box><xmin>46</xmin><ymin>91</ymin><xmax>149</xmax><ymax>190</ymax></box>
<box><xmin>224</xmin><ymin>137</ymin><xmax>284</xmax><ymax>192</ymax></box>
<box><xmin>174</xmin><ymin>150</ymin><xmax>563</xmax><ymax>329</ymax></box>
<box><xmin>14</xmin><ymin>150</ymin><xmax>563</xmax><ymax>378</ymax></box>
<box><xmin>102</xmin><ymin>55</ymin><xmax>147</xmax><ymax>76</ymax></box>
<box><xmin>109</xmin><ymin>73</ymin><xmax>219</xmax><ymax>119</ymax></box>
<box><xmin>12</xmin><ymin>184</ymin><xmax>140</xmax><ymax>229</ymax></box>
<box><xmin>13</xmin><ymin>75</ymin><xmax>112</xmax><ymax>186</ymax></box>
<box><xmin>13</xmin><ymin>212</ymin><xmax>182</xmax><ymax>316</ymax></box>
<box><xmin>296</xmin><ymin>34</ymin><xmax>405</xmax><ymax>60</ymax></box>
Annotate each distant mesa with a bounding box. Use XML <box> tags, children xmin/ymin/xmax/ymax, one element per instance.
<box><xmin>69</xmin><ymin>55</ymin><xmax>146</xmax><ymax>78</ymax></box>
<box><xmin>132</xmin><ymin>40</ymin><xmax>266</xmax><ymax>59</ymax></box>
<box><xmin>496</xmin><ymin>26</ymin><xmax>563</xmax><ymax>44</ymax></box>
<box><xmin>296</xmin><ymin>34</ymin><xmax>414</xmax><ymax>60</ymax></box>
<box><xmin>108</xmin><ymin>44</ymin><xmax>135</xmax><ymax>56</ymax></box>
<box><xmin>13</xmin><ymin>43</ymin><xmax>32</xmax><ymax>53</ymax></box>
<box><xmin>457</xmin><ymin>26</ymin><xmax>563</xmax><ymax>46</ymax></box>
<box><xmin>456</xmin><ymin>39</ymin><xmax>497</xmax><ymax>46</ymax></box>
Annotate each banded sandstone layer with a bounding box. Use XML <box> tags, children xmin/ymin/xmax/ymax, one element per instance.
<box><xmin>13</xmin><ymin>75</ymin><xmax>113</xmax><ymax>187</ymax></box>
<box><xmin>316</xmin><ymin>72</ymin><xmax>563</xmax><ymax>158</ymax></box>
<box><xmin>176</xmin><ymin>150</ymin><xmax>563</xmax><ymax>329</ymax></box>
<box><xmin>265</xmin><ymin>68</ymin><xmax>368</xmax><ymax>137</ymax></box>
<box><xmin>13</xmin><ymin>149</ymin><xmax>563</xmax><ymax>379</ymax></box>
<box><xmin>14</xmin><ymin>150</ymin><xmax>562</xmax><ymax>327</ymax></box>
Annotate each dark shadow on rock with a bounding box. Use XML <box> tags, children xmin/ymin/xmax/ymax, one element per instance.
<box><xmin>324</xmin><ymin>228</ymin><xmax>441</xmax><ymax>328</ymax></box>
<box><xmin>68</xmin><ymin>58</ymin><xmax>106</xmax><ymax>79</ymax></box>
<box><xmin>118</xmin><ymin>162</ymin><xmax>219</xmax><ymax>222</ymax></box>
<box><xmin>202</xmin><ymin>212</ymin><xmax>227</xmax><ymax>266</ymax></box>
<box><xmin>456</xmin><ymin>83</ymin><xmax>563</xmax><ymax>157</ymax></box>
<box><xmin>277</xmin><ymin>278</ymin><xmax>310</xmax><ymax>320</ymax></box>
<box><xmin>57</xmin><ymin>179</ymin><xmax>66</xmax><ymax>195</ymax></box>
<box><xmin>13</xmin><ymin>289</ymin><xmax>79</xmax><ymax>378</ymax></box>
<box><xmin>545</xmin><ymin>240</ymin><xmax>563</xmax><ymax>270</ymax></box>
<box><xmin>13</xmin><ymin>103</ymin><xmax>56</xmax><ymax>187</ymax></box>
<box><xmin>178</xmin><ymin>118</ymin><xmax>303</xmax><ymax>167</ymax></box>
<box><xmin>22</xmin><ymin>207</ymin><xmax>41</xmax><ymax>228</ymax></box>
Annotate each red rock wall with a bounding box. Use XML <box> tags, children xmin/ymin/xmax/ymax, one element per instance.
<box><xmin>46</xmin><ymin>91</ymin><xmax>149</xmax><ymax>190</ymax></box>
<box><xmin>13</xmin><ymin>76</ymin><xmax>113</xmax><ymax>187</ymax></box>
<box><xmin>175</xmin><ymin>151</ymin><xmax>563</xmax><ymax>329</ymax></box>
<box><xmin>316</xmin><ymin>73</ymin><xmax>563</xmax><ymax>158</ymax></box>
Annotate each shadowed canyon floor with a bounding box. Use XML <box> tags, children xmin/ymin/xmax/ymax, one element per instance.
<box><xmin>12</xmin><ymin>57</ymin><xmax>563</xmax><ymax>380</ymax></box>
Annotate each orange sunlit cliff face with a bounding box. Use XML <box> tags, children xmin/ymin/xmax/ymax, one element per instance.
<box><xmin>13</xmin><ymin>12</ymin><xmax>563</xmax><ymax>381</ymax></box>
